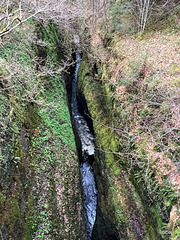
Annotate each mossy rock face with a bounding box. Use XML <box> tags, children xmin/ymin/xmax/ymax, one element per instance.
<box><xmin>0</xmin><ymin>22</ymin><xmax>85</xmax><ymax>240</ymax></box>
<box><xmin>77</xmin><ymin>56</ymin><xmax>168</xmax><ymax>240</ymax></box>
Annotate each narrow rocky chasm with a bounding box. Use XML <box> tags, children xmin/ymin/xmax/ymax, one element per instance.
<box><xmin>71</xmin><ymin>51</ymin><xmax>98</xmax><ymax>240</ymax></box>
<box><xmin>0</xmin><ymin>1</ymin><xmax>179</xmax><ymax>238</ymax></box>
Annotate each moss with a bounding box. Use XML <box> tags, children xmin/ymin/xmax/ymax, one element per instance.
<box><xmin>0</xmin><ymin>58</ymin><xmax>8</xmax><ymax>77</ymax></box>
<box><xmin>35</xmin><ymin>22</ymin><xmax>64</xmax><ymax>65</ymax></box>
<box><xmin>0</xmin><ymin>192</ymin><xmax>6</xmax><ymax>209</ymax></box>
<box><xmin>9</xmin><ymin>99</ymin><xmax>40</xmax><ymax>128</ymax></box>
<box><xmin>4</xmin><ymin>199</ymin><xmax>21</xmax><ymax>233</ymax></box>
<box><xmin>23</xmin><ymin>196</ymin><xmax>38</xmax><ymax>240</ymax></box>
<box><xmin>151</xmin><ymin>204</ymin><xmax>164</xmax><ymax>229</ymax></box>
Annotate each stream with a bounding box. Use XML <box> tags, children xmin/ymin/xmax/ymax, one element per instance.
<box><xmin>71</xmin><ymin>51</ymin><xmax>97</xmax><ymax>240</ymax></box>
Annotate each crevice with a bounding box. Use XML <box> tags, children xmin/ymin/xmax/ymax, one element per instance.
<box><xmin>65</xmin><ymin>51</ymin><xmax>98</xmax><ymax>240</ymax></box>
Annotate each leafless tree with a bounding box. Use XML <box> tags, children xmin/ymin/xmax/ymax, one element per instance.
<box><xmin>0</xmin><ymin>0</ymin><xmax>86</xmax><ymax>37</ymax></box>
<box><xmin>131</xmin><ymin>0</ymin><xmax>179</xmax><ymax>33</ymax></box>
<box><xmin>131</xmin><ymin>0</ymin><xmax>155</xmax><ymax>33</ymax></box>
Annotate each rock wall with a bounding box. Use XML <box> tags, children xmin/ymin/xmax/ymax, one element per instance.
<box><xmin>77</xmin><ymin>54</ymin><xmax>179</xmax><ymax>240</ymax></box>
<box><xmin>0</xmin><ymin>22</ymin><xmax>85</xmax><ymax>240</ymax></box>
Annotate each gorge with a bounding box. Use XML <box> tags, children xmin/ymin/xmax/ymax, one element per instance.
<box><xmin>0</xmin><ymin>1</ymin><xmax>180</xmax><ymax>240</ymax></box>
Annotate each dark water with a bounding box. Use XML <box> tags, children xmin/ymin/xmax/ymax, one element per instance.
<box><xmin>71</xmin><ymin>51</ymin><xmax>97</xmax><ymax>240</ymax></box>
